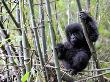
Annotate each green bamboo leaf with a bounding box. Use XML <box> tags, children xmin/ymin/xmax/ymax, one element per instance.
<box><xmin>21</xmin><ymin>72</ymin><xmax>29</xmax><ymax>82</ymax></box>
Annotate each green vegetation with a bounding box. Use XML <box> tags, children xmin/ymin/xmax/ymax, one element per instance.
<box><xmin>0</xmin><ymin>0</ymin><xmax>110</xmax><ymax>82</ymax></box>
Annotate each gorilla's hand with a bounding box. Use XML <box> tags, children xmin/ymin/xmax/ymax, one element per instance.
<box><xmin>79</xmin><ymin>11</ymin><xmax>92</xmax><ymax>21</ymax></box>
<box><xmin>55</xmin><ymin>43</ymin><xmax>66</xmax><ymax>59</ymax></box>
<box><xmin>55</xmin><ymin>43</ymin><xmax>64</xmax><ymax>53</ymax></box>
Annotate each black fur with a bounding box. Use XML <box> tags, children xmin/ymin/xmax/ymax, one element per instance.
<box><xmin>56</xmin><ymin>11</ymin><xmax>99</xmax><ymax>75</ymax></box>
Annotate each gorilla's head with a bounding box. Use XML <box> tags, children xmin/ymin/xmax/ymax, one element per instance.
<box><xmin>65</xmin><ymin>23</ymin><xmax>84</xmax><ymax>45</ymax></box>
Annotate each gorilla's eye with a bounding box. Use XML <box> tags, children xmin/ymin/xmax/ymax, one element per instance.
<box><xmin>73</xmin><ymin>31</ymin><xmax>84</xmax><ymax>40</ymax></box>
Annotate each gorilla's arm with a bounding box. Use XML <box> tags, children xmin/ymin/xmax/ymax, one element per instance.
<box><xmin>87</xmin><ymin>20</ymin><xmax>99</xmax><ymax>42</ymax></box>
<box><xmin>80</xmin><ymin>12</ymin><xmax>99</xmax><ymax>42</ymax></box>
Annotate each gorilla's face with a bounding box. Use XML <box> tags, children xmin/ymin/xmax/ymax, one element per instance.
<box><xmin>70</xmin><ymin>33</ymin><xmax>77</xmax><ymax>45</ymax></box>
<box><xmin>69</xmin><ymin>31</ymin><xmax>84</xmax><ymax>45</ymax></box>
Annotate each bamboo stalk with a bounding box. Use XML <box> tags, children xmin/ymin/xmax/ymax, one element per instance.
<box><xmin>76</xmin><ymin>0</ymin><xmax>105</xmax><ymax>82</ymax></box>
<box><xmin>27</xmin><ymin>0</ymin><xmax>48</xmax><ymax>81</ymax></box>
<box><xmin>0</xmin><ymin>22</ymin><xmax>21</xmax><ymax>82</ymax></box>
<box><xmin>22</xmin><ymin>30</ymin><xmax>31</xmax><ymax>72</ymax></box>
<box><xmin>0</xmin><ymin>1</ymin><xmax>3</xmax><ymax>21</ymax></box>
<box><xmin>15</xmin><ymin>0</ymin><xmax>25</xmax><ymax>76</ymax></box>
<box><xmin>86</xmin><ymin>0</ymin><xmax>90</xmax><ymax>13</ymax></box>
<box><xmin>0</xmin><ymin>15</ymin><xmax>20</xmax><ymax>62</ymax></box>
<box><xmin>54</xmin><ymin>1</ymin><xmax>65</xmax><ymax>41</ymax></box>
<box><xmin>2</xmin><ymin>0</ymin><xmax>21</xmax><ymax>35</ymax></box>
<box><xmin>94</xmin><ymin>0</ymin><xmax>99</xmax><ymax>20</ymax></box>
<box><xmin>39</xmin><ymin>0</ymin><xmax>48</xmax><ymax>65</ymax></box>
<box><xmin>0</xmin><ymin>37</ymin><xmax>10</xmax><ymax>82</ymax></box>
<box><xmin>76</xmin><ymin>72</ymin><xmax>110</xmax><ymax>82</ymax></box>
<box><xmin>67</xmin><ymin>0</ymin><xmax>71</xmax><ymax>24</ymax></box>
<box><xmin>45</xmin><ymin>0</ymin><xmax>62</xmax><ymax>82</ymax></box>
<box><xmin>39</xmin><ymin>0</ymin><xmax>49</xmax><ymax>81</ymax></box>
<box><xmin>19</xmin><ymin>1</ymin><xmax>31</xmax><ymax>81</ymax></box>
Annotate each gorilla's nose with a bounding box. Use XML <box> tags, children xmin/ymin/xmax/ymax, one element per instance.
<box><xmin>71</xmin><ymin>34</ymin><xmax>76</xmax><ymax>41</ymax></box>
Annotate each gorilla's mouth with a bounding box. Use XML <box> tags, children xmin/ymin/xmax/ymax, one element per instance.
<box><xmin>70</xmin><ymin>40</ymin><xmax>76</xmax><ymax>46</ymax></box>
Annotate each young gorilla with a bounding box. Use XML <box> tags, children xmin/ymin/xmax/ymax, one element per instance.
<box><xmin>56</xmin><ymin>11</ymin><xmax>99</xmax><ymax>75</ymax></box>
